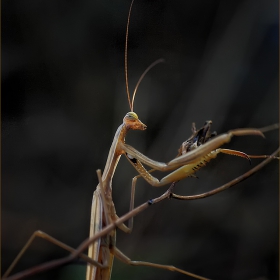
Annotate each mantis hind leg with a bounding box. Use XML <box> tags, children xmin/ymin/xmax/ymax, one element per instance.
<box><xmin>113</xmin><ymin>246</ymin><xmax>209</xmax><ymax>280</ymax></box>
<box><xmin>118</xmin><ymin>169</ymin><xmax>157</xmax><ymax>234</ymax></box>
<box><xmin>2</xmin><ymin>230</ymin><xmax>107</xmax><ymax>279</ymax></box>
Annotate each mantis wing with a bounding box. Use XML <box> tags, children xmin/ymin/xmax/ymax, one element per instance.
<box><xmin>86</xmin><ymin>188</ymin><xmax>115</xmax><ymax>280</ymax></box>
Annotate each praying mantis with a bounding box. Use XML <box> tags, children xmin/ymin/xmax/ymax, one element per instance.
<box><xmin>2</xmin><ymin>0</ymin><xmax>278</xmax><ymax>280</ymax></box>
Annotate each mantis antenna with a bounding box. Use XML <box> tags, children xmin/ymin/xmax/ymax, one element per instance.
<box><xmin>125</xmin><ymin>0</ymin><xmax>164</xmax><ymax>112</ymax></box>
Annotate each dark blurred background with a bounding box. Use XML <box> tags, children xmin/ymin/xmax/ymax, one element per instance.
<box><xmin>2</xmin><ymin>0</ymin><xmax>279</xmax><ymax>280</ymax></box>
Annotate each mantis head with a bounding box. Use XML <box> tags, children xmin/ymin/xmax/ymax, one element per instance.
<box><xmin>123</xmin><ymin>112</ymin><xmax>147</xmax><ymax>131</ymax></box>
<box><xmin>123</xmin><ymin>0</ymin><xmax>163</xmax><ymax>133</ymax></box>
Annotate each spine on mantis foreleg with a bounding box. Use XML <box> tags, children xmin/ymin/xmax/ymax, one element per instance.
<box><xmin>159</xmin><ymin>150</ymin><xmax>220</xmax><ymax>184</ymax></box>
<box><xmin>126</xmin><ymin>147</ymin><xmax>250</xmax><ymax>187</ymax></box>
<box><xmin>126</xmin><ymin>150</ymin><xmax>220</xmax><ymax>187</ymax></box>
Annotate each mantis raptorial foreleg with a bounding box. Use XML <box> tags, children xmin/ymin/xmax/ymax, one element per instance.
<box><xmin>122</xmin><ymin>127</ymin><xmax>265</xmax><ymax>187</ymax></box>
<box><xmin>170</xmin><ymin>147</ymin><xmax>280</xmax><ymax>200</ymax></box>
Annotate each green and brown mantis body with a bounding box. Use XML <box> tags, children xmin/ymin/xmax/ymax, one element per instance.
<box><xmin>85</xmin><ymin>110</ymin><xmax>273</xmax><ymax>280</ymax></box>
<box><xmin>2</xmin><ymin>1</ymin><xmax>279</xmax><ymax>280</ymax></box>
<box><xmin>84</xmin><ymin>2</ymin><xmax>277</xmax><ymax>279</ymax></box>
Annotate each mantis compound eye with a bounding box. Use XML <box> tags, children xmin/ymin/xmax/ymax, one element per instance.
<box><xmin>125</xmin><ymin>112</ymin><xmax>138</xmax><ymax>120</ymax></box>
